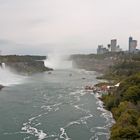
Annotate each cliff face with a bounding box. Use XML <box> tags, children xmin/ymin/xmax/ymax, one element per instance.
<box><xmin>0</xmin><ymin>55</ymin><xmax>46</xmax><ymax>62</ymax></box>
<box><xmin>72</xmin><ymin>57</ymin><xmax>113</xmax><ymax>72</ymax></box>
<box><xmin>71</xmin><ymin>54</ymin><xmax>115</xmax><ymax>72</ymax></box>
<box><xmin>6</xmin><ymin>61</ymin><xmax>52</xmax><ymax>74</ymax></box>
<box><xmin>0</xmin><ymin>55</ymin><xmax>53</xmax><ymax>74</ymax></box>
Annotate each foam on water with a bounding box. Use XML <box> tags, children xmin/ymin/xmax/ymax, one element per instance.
<box><xmin>74</xmin><ymin>104</ymin><xmax>90</xmax><ymax>114</ymax></box>
<box><xmin>21</xmin><ymin>112</ymin><xmax>48</xmax><ymax>140</ymax></box>
<box><xmin>20</xmin><ymin>100</ymin><xmax>64</xmax><ymax>140</ymax></box>
<box><xmin>92</xmin><ymin>92</ymin><xmax>115</xmax><ymax>139</ymax></box>
<box><xmin>96</xmin><ymin>99</ymin><xmax>115</xmax><ymax>125</ymax></box>
<box><xmin>90</xmin><ymin>132</ymin><xmax>109</xmax><ymax>140</ymax></box>
<box><xmin>22</xmin><ymin>124</ymin><xmax>47</xmax><ymax>140</ymax></box>
<box><xmin>20</xmin><ymin>85</ymin><xmax>114</xmax><ymax>140</ymax></box>
<box><xmin>65</xmin><ymin>121</ymin><xmax>81</xmax><ymax>128</ymax></box>
<box><xmin>68</xmin><ymin>89</ymin><xmax>114</xmax><ymax>139</ymax></box>
<box><xmin>60</xmin><ymin>128</ymin><xmax>71</xmax><ymax>140</ymax></box>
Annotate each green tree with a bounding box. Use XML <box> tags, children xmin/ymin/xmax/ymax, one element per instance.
<box><xmin>123</xmin><ymin>85</ymin><xmax>140</xmax><ymax>104</ymax></box>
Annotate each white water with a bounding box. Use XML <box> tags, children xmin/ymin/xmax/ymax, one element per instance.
<box><xmin>0</xmin><ymin>69</ymin><xmax>115</xmax><ymax>140</ymax></box>
<box><xmin>0</xmin><ymin>66</ymin><xmax>26</xmax><ymax>86</ymax></box>
<box><xmin>44</xmin><ymin>53</ymin><xmax>72</xmax><ymax>69</ymax></box>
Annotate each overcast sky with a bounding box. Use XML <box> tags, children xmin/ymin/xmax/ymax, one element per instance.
<box><xmin>0</xmin><ymin>0</ymin><xmax>140</xmax><ymax>54</ymax></box>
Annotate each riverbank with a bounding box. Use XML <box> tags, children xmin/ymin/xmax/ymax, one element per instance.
<box><xmin>89</xmin><ymin>73</ymin><xmax>140</xmax><ymax>139</ymax></box>
<box><xmin>100</xmin><ymin>74</ymin><xmax>140</xmax><ymax>139</ymax></box>
<box><xmin>96</xmin><ymin>55</ymin><xmax>140</xmax><ymax>139</ymax></box>
<box><xmin>73</xmin><ymin>52</ymin><xmax>140</xmax><ymax>139</ymax></box>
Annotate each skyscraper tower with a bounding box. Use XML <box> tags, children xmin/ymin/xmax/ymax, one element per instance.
<box><xmin>111</xmin><ymin>39</ymin><xmax>117</xmax><ymax>52</ymax></box>
<box><xmin>129</xmin><ymin>36</ymin><xmax>133</xmax><ymax>52</ymax></box>
<box><xmin>128</xmin><ymin>36</ymin><xmax>137</xmax><ymax>53</ymax></box>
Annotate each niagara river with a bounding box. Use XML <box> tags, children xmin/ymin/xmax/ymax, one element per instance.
<box><xmin>0</xmin><ymin>69</ymin><xmax>114</xmax><ymax>140</ymax></box>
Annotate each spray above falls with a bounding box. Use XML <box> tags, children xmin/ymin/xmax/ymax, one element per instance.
<box><xmin>44</xmin><ymin>53</ymin><xmax>72</xmax><ymax>69</ymax></box>
<box><xmin>0</xmin><ymin>63</ymin><xmax>26</xmax><ymax>86</ymax></box>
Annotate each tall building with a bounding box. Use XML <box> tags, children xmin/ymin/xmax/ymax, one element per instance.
<box><xmin>128</xmin><ymin>37</ymin><xmax>137</xmax><ymax>53</ymax></box>
<box><xmin>111</xmin><ymin>39</ymin><xmax>117</xmax><ymax>52</ymax></box>
<box><xmin>129</xmin><ymin>36</ymin><xmax>133</xmax><ymax>51</ymax></box>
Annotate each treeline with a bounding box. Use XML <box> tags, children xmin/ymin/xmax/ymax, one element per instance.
<box><xmin>102</xmin><ymin>52</ymin><xmax>140</xmax><ymax>139</ymax></box>
<box><xmin>71</xmin><ymin>52</ymin><xmax>124</xmax><ymax>60</ymax></box>
<box><xmin>70</xmin><ymin>52</ymin><xmax>140</xmax><ymax>73</ymax></box>
<box><xmin>0</xmin><ymin>55</ymin><xmax>46</xmax><ymax>62</ymax></box>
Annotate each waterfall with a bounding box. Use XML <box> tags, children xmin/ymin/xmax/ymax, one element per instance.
<box><xmin>1</xmin><ymin>62</ymin><xmax>6</xmax><ymax>69</ymax></box>
<box><xmin>0</xmin><ymin>65</ymin><xmax>26</xmax><ymax>86</ymax></box>
<box><xmin>44</xmin><ymin>53</ymin><xmax>72</xmax><ymax>69</ymax></box>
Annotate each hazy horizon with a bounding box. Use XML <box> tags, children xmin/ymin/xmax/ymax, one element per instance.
<box><xmin>0</xmin><ymin>0</ymin><xmax>140</xmax><ymax>54</ymax></box>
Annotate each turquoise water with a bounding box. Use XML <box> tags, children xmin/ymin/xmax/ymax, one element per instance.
<box><xmin>0</xmin><ymin>69</ymin><xmax>114</xmax><ymax>140</ymax></box>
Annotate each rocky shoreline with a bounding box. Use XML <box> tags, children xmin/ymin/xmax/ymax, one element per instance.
<box><xmin>94</xmin><ymin>54</ymin><xmax>140</xmax><ymax>139</ymax></box>
<box><xmin>77</xmin><ymin>52</ymin><xmax>140</xmax><ymax>139</ymax></box>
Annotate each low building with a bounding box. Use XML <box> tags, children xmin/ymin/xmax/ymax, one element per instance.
<box><xmin>115</xmin><ymin>45</ymin><xmax>122</xmax><ymax>52</ymax></box>
<box><xmin>97</xmin><ymin>45</ymin><xmax>109</xmax><ymax>54</ymax></box>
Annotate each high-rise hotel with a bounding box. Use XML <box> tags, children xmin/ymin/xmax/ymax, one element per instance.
<box><xmin>129</xmin><ymin>36</ymin><xmax>137</xmax><ymax>53</ymax></box>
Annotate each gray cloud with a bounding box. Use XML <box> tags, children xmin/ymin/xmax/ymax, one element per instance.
<box><xmin>0</xmin><ymin>0</ymin><xmax>140</xmax><ymax>54</ymax></box>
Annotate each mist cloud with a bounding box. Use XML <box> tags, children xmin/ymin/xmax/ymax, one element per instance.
<box><xmin>0</xmin><ymin>0</ymin><xmax>140</xmax><ymax>54</ymax></box>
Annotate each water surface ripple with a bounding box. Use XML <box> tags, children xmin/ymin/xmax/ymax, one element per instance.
<box><xmin>0</xmin><ymin>69</ymin><xmax>114</xmax><ymax>140</ymax></box>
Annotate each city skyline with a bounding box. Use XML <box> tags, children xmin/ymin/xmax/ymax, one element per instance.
<box><xmin>97</xmin><ymin>36</ymin><xmax>139</xmax><ymax>54</ymax></box>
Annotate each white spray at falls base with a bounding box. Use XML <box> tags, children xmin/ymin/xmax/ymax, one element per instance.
<box><xmin>0</xmin><ymin>65</ymin><xmax>26</xmax><ymax>86</ymax></box>
<box><xmin>44</xmin><ymin>54</ymin><xmax>72</xmax><ymax>69</ymax></box>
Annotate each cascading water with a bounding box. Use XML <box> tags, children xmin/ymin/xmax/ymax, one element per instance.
<box><xmin>44</xmin><ymin>53</ymin><xmax>72</xmax><ymax>69</ymax></box>
<box><xmin>0</xmin><ymin>63</ymin><xmax>26</xmax><ymax>86</ymax></box>
<box><xmin>1</xmin><ymin>63</ymin><xmax>6</xmax><ymax>69</ymax></box>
